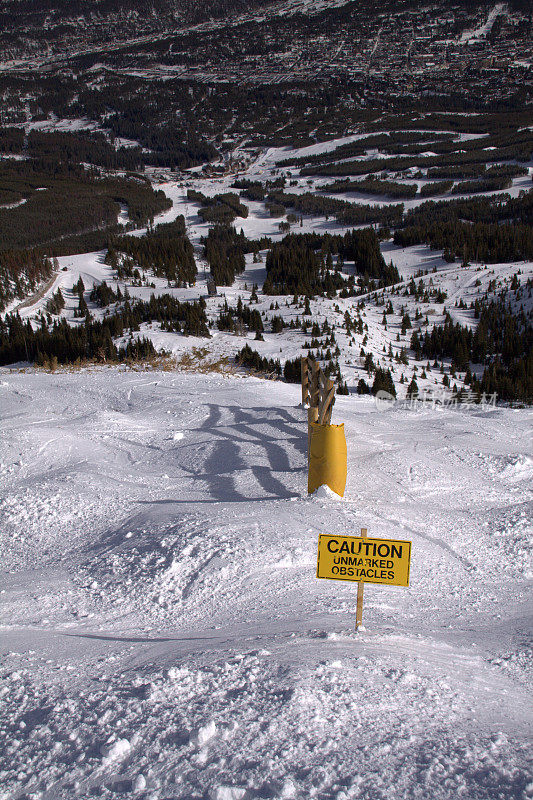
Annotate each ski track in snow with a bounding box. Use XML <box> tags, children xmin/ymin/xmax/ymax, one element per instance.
<box><xmin>0</xmin><ymin>370</ymin><xmax>532</xmax><ymax>800</ymax></box>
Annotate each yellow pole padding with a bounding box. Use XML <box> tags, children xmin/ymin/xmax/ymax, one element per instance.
<box><xmin>308</xmin><ymin>422</ymin><xmax>347</xmax><ymax>497</ymax></box>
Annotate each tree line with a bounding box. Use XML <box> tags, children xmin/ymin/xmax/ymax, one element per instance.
<box><xmin>264</xmin><ymin>190</ymin><xmax>404</xmax><ymax>228</ymax></box>
<box><xmin>217</xmin><ymin>296</ymin><xmax>263</xmax><ymax>335</ymax></box>
<box><xmin>0</xmin><ymin>127</ymin><xmax>24</xmax><ymax>154</ymax></box>
<box><xmin>0</xmin><ymin>312</ymin><xmax>156</xmax><ymax>367</ymax></box>
<box><xmin>203</xmin><ymin>225</ymin><xmax>270</xmax><ymax>286</ymax></box>
<box><xmin>401</xmin><ymin>189</ymin><xmax>533</xmax><ymax>229</ymax></box>
<box><xmin>235</xmin><ymin>344</ymin><xmax>282</xmax><ymax>376</ymax></box>
<box><xmin>394</xmin><ymin>220</ymin><xmax>533</xmax><ymax>264</ymax></box>
<box><xmin>300</xmin><ymin>131</ymin><xmax>533</xmax><ymax>178</ymax></box>
<box><xmin>322</xmin><ymin>177</ymin><xmax>417</xmax><ymax>200</ymax></box>
<box><xmin>394</xmin><ymin>189</ymin><xmax>533</xmax><ymax>263</ymax></box>
<box><xmin>0</xmin><ymin>249</ymin><xmax>54</xmax><ymax>312</ymax></box>
<box><xmin>27</xmin><ymin>130</ymin><xmax>146</xmax><ymax>171</ymax></box>
<box><xmin>263</xmin><ymin>229</ymin><xmax>398</xmax><ymax>297</ymax></box>
<box><xmin>187</xmin><ymin>190</ymin><xmax>249</xmax><ymax>225</ymax></box>
<box><xmin>0</xmin><ymin>160</ymin><xmax>172</xmax><ymax>251</ymax></box>
<box><xmin>279</xmin><ymin>131</ymin><xmax>454</xmax><ymax>168</ymax></box>
<box><xmin>427</xmin><ymin>163</ymin><xmax>527</xmax><ymax>181</ymax></box>
<box><xmin>419</xmin><ymin>299</ymin><xmax>532</xmax><ymax>402</ymax></box>
<box><xmin>110</xmin><ymin>217</ymin><xmax>196</xmax><ymax>287</ymax></box>
<box><xmin>0</xmin><ymin>293</ymin><xmax>210</xmax><ymax>366</ymax></box>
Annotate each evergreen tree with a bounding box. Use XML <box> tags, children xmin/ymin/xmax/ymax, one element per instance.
<box><xmin>406</xmin><ymin>376</ymin><xmax>419</xmax><ymax>398</ymax></box>
<box><xmin>372</xmin><ymin>368</ymin><xmax>396</xmax><ymax>397</ymax></box>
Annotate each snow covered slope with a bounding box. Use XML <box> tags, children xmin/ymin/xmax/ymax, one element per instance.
<box><xmin>459</xmin><ymin>3</ymin><xmax>508</xmax><ymax>44</ymax></box>
<box><xmin>1</xmin><ymin>367</ymin><xmax>531</xmax><ymax>799</ymax></box>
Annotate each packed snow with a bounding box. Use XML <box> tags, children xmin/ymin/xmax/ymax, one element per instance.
<box><xmin>1</xmin><ymin>368</ymin><xmax>532</xmax><ymax>800</ymax></box>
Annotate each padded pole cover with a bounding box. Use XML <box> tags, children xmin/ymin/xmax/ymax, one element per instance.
<box><xmin>308</xmin><ymin>422</ymin><xmax>347</xmax><ymax>497</ymax></box>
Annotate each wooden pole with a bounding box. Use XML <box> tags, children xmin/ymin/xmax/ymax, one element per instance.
<box><xmin>310</xmin><ymin>358</ymin><xmax>320</xmax><ymax>409</ymax></box>
<box><xmin>356</xmin><ymin>527</ymin><xmax>367</xmax><ymax>631</ymax></box>
<box><xmin>318</xmin><ymin>378</ymin><xmax>336</xmax><ymax>425</ymax></box>
<box><xmin>307</xmin><ymin>406</ymin><xmax>318</xmax><ymax>464</ymax></box>
<box><xmin>301</xmin><ymin>356</ymin><xmax>309</xmax><ymax>406</ymax></box>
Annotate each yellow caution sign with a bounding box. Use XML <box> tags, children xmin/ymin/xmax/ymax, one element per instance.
<box><xmin>317</xmin><ymin>534</ymin><xmax>411</xmax><ymax>587</ymax></box>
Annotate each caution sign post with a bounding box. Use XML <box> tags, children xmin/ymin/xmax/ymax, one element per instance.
<box><xmin>317</xmin><ymin>530</ymin><xmax>411</xmax><ymax>630</ymax></box>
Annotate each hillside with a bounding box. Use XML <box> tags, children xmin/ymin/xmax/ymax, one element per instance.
<box><xmin>2</xmin><ymin>125</ymin><xmax>532</xmax><ymax>403</ymax></box>
<box><xmin>0</xmin><ymin>3</ymin><xmax>532</xmax><ymax>797</ymax></box>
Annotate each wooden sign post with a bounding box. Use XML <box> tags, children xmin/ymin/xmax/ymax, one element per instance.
<box><xmin>316</xmin><ymin>530</ymin><xmax>412</xmax><ymax>632</ymax></box>
<box><xmin>310</xmin><ymin>358</ymin><xmax>320</xmax><ymax>410</ymax></box>
<box><xmin>307</xmin><ymin>405</ymin><xmax>318</xmax><ymax>465</ymax></box>
<box><xmin>301</xmin><ymin>355</ymin><xmax>336</xmax><ymax>465</ymax></box>
<box><xmin>301</xmin><ymin>356</ymin><xmax>309</xmax><ymax>406</ymax></box>
<box><xmin>355</xmin><ymin>527</ymin><xmax>367</xmax><ymax>631</ymax></box>
<box><xmin>318</xmin><ymin>372</ymin><xmax>336</xmax><ymax>425</ymax></box>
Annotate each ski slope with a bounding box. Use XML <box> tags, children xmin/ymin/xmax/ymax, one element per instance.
<box><xmin>1</xmin><ymin>368</ymin><xmax>532</xmax><ymax>800</ymax></box>
<box><xmin>459</xmin><ymin>4</ymin><xmax>508</xmax><ymax>44</ymax></box>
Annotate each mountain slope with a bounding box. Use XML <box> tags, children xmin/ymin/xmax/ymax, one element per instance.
<box><xmin>1</xmin><ymin>367</ymin><xmax>531</xmax><ymax>800</ymax></box>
